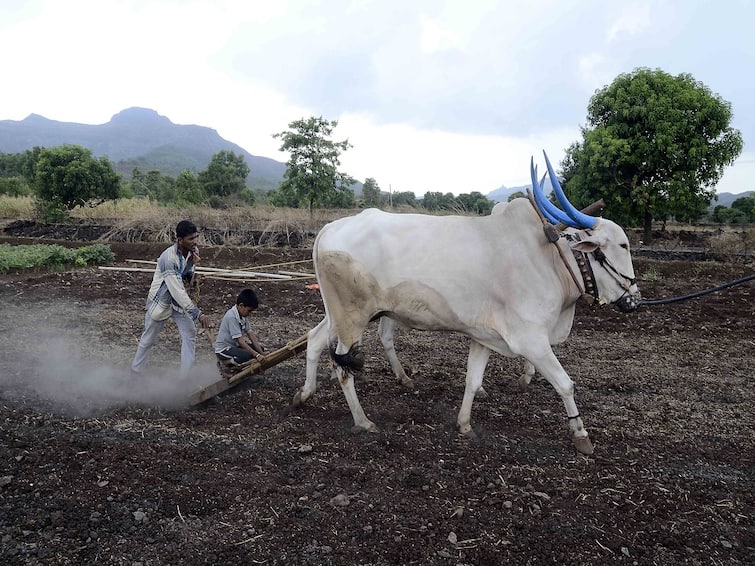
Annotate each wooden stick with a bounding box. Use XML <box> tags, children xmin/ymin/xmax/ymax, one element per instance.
<box><xmin>277</xmin><ymin>271</ymin><xmax>316</xmax><ymax>278</ymax></box>
<box><xmin>98</xmin><ymin>266</ymin><xmax>155</xmax><ymax>273</ymax></box>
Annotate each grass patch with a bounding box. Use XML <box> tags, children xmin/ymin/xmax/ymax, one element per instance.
<box><xmin>0</xmin><ymin>195</ymin><xmax>34</xmax><ymax>218</ymax></box>
<box><xmin>639</xmin><ymin>267</ymin><xmax>663</xmax><ymax>282</ymax></box>
<box><xmin>0</xmin><ymin>243</ymin><xmax>115</xmax><ymax>274</ymax></box>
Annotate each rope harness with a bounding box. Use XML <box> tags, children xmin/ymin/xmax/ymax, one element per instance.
<box><xmin>564</xmin><ymin>232</ymin><xmax>638</xmax><ymax>306</ymax></box>
<box><xmin>526</xmin><ymin>191</ymin><xmax>753</xmax><ymax>307</ymax></box>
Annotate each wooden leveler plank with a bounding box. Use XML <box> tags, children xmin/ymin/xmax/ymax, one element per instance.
<box><xmin>188</xmin><ymin>333</ymin><xmax>309</xmax><ymax>406</ymax></box>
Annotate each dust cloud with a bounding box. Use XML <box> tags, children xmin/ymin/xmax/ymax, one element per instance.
<box><xmin>0</xmin><ymin>297</ymin><xmax>217</xmax><ymax>416</ymax></box>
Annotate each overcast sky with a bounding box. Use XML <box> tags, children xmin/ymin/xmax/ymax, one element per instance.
<box><xmin>1</xmin><ymin>0</ymin><xmax>753</xmax><ymax>195</ymax></box>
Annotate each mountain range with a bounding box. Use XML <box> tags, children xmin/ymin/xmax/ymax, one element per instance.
<box><xmin>0</xmin><ymin>107</ymin><xmax>287</xmax><ymax>191</ymax></box>
<box><xmin>0</xmin><ymin>107</ymin><xmax>751</xmax><ymax>205</ymax></box>
<box><xmin>486</xmin><ymin>183</ymin><xmax>751</xmax><ymax>208</ymax></box>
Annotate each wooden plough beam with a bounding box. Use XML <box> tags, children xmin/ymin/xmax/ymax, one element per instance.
<box><xmin>188</xmin><ymin>332</ymin><xmax>308</xmax><ymax>406</ymax></box>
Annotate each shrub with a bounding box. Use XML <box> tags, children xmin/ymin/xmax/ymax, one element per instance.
<box><xmin>706</xmin><ymin>229</ymin><xmax>755</xmax><ymax>263</ymax></box>
<box><xmin>34</xmin><ymin>199</ymin><xmax>69</xmax><ymax>223</ymax></box>
<box><xmin>0</xmin><ymin>243</ymin><xmax>115</xmax><ymax>274</ymax></box>
<box><xmin>77</xmin><ymin>243</ymin><xmax>116</xmax><ymax>265</ymax></box>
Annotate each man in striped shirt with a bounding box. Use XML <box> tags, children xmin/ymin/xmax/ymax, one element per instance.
<box><xmin>131</xmin><ymin>220</ymin><xmax>212</xmax><ymax>378</ymax></box>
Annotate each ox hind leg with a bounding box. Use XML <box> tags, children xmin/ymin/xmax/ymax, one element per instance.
<box><xmin>334</xmin><ymin>363</ymin><xmax>378</xmax><ymax>433</ymax></box>
<box><xmin>377</xmin><ymin>317</ymin><xmax>414</xmax><ymax>389</ymax></box>
<box><xmin>457</xmin><ymin>341</ymin><xmax>491</xmax><ymax>437</ymax></box>
<box><xmin>292</xmin><ymin>318</ymin><xmax>331</xmax><ymax>407</ymax></box>
<box><xmin>378</xmin><ymin>318</ymin><xmax>489</xmax><ymax>398</ymax></box>
<box><xmin>519</xmin><ymin>338</ymin><xmax>593</xmax><ymax>455</ymax></box>
<box><xmin>329</xmin><ymin>316</ymin><xmax>378</xmax><ymax>433</ymax></box>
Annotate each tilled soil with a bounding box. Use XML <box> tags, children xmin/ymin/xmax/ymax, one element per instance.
<box><xmin>0</xmin><ymin>236</ymin><xmax>753</xmax><ymax>565</ymax></box>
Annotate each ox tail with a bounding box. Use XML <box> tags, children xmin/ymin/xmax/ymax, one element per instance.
<box><xmin>329</xmin><ymin>342</ymin><xmax>365</xmax><ymax>372</ymax></box>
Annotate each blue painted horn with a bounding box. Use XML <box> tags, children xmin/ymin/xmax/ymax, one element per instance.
<box><xmin>542</xmin><ymin>150</ymin><xmax>597</xmax><ymax>229</ymax></box>
<box><xmin>531</xmin><ymin>157</ymin><xmax>574</xmax><ymax>226</ymax></box>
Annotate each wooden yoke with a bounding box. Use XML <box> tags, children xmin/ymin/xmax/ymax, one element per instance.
<box><xmin>556</xmin><ymin>199</ymin><xmax>605</xmax><ymax>231</ymax></box>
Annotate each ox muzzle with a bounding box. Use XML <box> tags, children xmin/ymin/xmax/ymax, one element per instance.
<box><xmin>615</xmin><ymin>291</ymin><xmax>642</xmax><ymax>312</ymax></box>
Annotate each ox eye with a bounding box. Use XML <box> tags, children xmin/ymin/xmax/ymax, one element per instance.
<box><xmin>620</xmin><ymin>243</ymin><xmax>628</xmax><ymax>249</ymax></box>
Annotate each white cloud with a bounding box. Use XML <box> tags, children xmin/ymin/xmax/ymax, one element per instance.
<box><xmin>578</xmin><ymin>53</ymin><xmax>620</xmax><ymax>94</ymax></box>
<box><xmin>716</xmin><ymin>152</ymin><xmax>755</xmax><ymax>194</ymax></box>
<box><xmin>606</xmin><ymin>3</ymin><xmax>651</xmax><ymax>42</ymax></box>
<box><xmin>419</xmin><ymin>15</ymin><xmax>462</xmax><ymax>54</ymax></box>
<box><xmin>0</xmin><ymin>0</ymin><xmax>753</xmax><ymax>195</ymax></box>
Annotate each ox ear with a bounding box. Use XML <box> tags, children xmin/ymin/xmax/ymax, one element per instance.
<box><xmin>571</xmin><ymin>240</ymin><xmax>599</xmax><ymax>253</ymax></box>
<box><xmin>568</xmin><ymin>233</ymin><xmax>604</xmax><ymax>253</ymax></box>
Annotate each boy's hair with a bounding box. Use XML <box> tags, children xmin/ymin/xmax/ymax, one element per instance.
<box><xmin>176</xmin><ymin>220</ymin><xmax>198</xmax><ymax>239</ymax></box>
<box><xmin>237</xmin><ymin>288</ymin><xmax>259</xmax><ymax>309</ymax></box>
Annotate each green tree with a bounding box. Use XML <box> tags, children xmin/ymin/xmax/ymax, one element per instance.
<box><xmin>273</xmin><ymin>116</ymin><xmax>356</xmax><ymax>211</ymax></box>
<box><xmin>455</xmin><ymin>192</ymin><xmax>494</xmax><ymax>215</ymax></box>
<box><xmin>390</xmin><ymin>191</ymin><xmax>417</xmax><ymax>207</ymax></box>
<box><xmin>0</xmin><ymin>177</ymin><xmax>27</xmax><ymax>196</ymax></box>
<box><xmin>0</xmin><ymin>152</ymin><xmax>31</xmax><ymax>195</ymax></box>
<box><xmin>266</xmin><ymin>186</ymin><xmax>300</xmax><ymax>208</ymax></box>
<box><xmin>33</xmin><ymin>144</ymin><xmax>120</xmax><ymax>211</ymax></box>
<box><xmin>198</xmin><ymin>150</ymin><xmax>249</xmax><ymax>197</ymax></box>
<box><xmin>562</xmin><ymin>68</ymin><xmax>743</xmax><ymax>242</ymax></box>
<box><xmin>730</xmin><ymin>195</ymin><xmax>755</xmax><ymax>222</ymax></box>
<box><xmin>508</xmin><ymin>191</ymin><xmax>526</xmax><ymax>202</ymax></box>
<box><xmin>19</xmin><ymin>147</ymin><xmax>44</xmax><ymax>184</ymax></box>
<box><xmin>129</xmin><ymin>168</ymin><xmax>175</xmax><ymax>202</ymax></box>
<box><xmin>175</xmin><ymin>170</ymin><xmax>206</xmax><ymax>205</ymax></box>
<box><xmin>422</xmin><ymin>191</ymin><xmax>457</xmax><ymax>211</ymax></box>
<box><xmin>0</xmin><ymin>152</ymin><xmax>26</xmax><ymax>178</ymax></box>
<box><xmin>362</xmin><ymin>177</ymin><xmax>382</xmax><ymax>207</ymax></box>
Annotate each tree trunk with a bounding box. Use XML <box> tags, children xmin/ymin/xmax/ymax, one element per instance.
<box><xmin>643</xmin><ymin>210</ymin><xmax>653</xmax><ymax>243</ymax></box>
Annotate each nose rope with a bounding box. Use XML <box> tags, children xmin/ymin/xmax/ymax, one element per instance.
<box><xmin>593</xmin><ymin>249</ymin><xmax>636</xmax><ymax>293</ymax></box>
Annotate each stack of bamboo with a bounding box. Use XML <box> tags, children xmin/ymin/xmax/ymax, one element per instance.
<box><xmin>99</xmin><ymin>259</ymin><xmax>315</xmax><ymax>282</ymax></box>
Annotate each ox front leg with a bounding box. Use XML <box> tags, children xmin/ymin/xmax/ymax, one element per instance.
<box><xmin>292</xmin><ymin>319</ymin><xmax>330</xmax><ymax>408</ymax></box>
<box><xmin>335</xmin><ymin>365</ymin><xmax>378</xmax><ymax>434</ymax></box>
<box><xmin>457</xmin><ymin>341</ymin><xmax>490</xmax><ymax>438</ymax></box>
<box><xmin>377</xmin><ymin>317</ymin><xmax>414</xmax><ymax>389</ymax></box>
<box><xmin>526</xmin><ymin>345</ymin><xmax>593</xmax><ymax>455</ymax></box>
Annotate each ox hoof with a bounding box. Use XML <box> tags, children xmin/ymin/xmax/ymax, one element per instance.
<box><xmin>572</xmin><ymin>436</ymin><xmax>594</xmax><ymax>455</ymax></box>
<box><xmin>518</xmin><ymin>374</ymin><xmax>532</xmax><ymax>388</ymax></box>
<box><xmin>291</xmin><ymin>390</ymin><xmax>306</xmax><ymax>408</ymax></box>
<box><xmin>459</xmin><ymin>427</ymin><xmax>478</xmax><ymax>440</ymax></box>
<box><xmin>399</xmin><ymin>377</ymin><xmax>415</xmax><ymax>389</ymax></box>
<box><xmin>475</xmin><ymin>387</ymin><xmax>489</xmax><ymax>400</ymax></box>
<box><xmin>350</xmin><ymin>422</ymin><xmax>379</xmax><ymax>435</ymax></box>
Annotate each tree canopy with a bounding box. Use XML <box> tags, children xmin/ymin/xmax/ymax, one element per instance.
<box><xmin>362</xmin><ymin>178</ymin><xmax>382</xmax><ymax>207</ymax></box>
<box><xmin>197</xmin><ymin>150</ymin><xmax>249</xmax><ymax>197</ymax></box>
<box><xmin>562</xmin><ymin>68</ymin><xmax>743</xmax><ymax>241</ymax></box>
<box><xmin>33</xmin><ymin>144</ymin><xmax>120</xmax><ymax>211</ymax></box>
<box><xmin>273</xmin><ymin>116</ymin><xmax>356</xmax><ymax>210</ymax></box>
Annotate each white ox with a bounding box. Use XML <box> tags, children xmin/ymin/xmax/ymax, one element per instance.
<box><xmin>293</xmin><ymin>153</ymin><xmax>641</xmax><ymax>454</ymax></box>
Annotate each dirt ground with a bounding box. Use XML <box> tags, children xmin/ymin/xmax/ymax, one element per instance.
<box><xmin>0</xmin><ymin>231</ymin><xmax>753</xmax><ymax>565</ymax></box>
